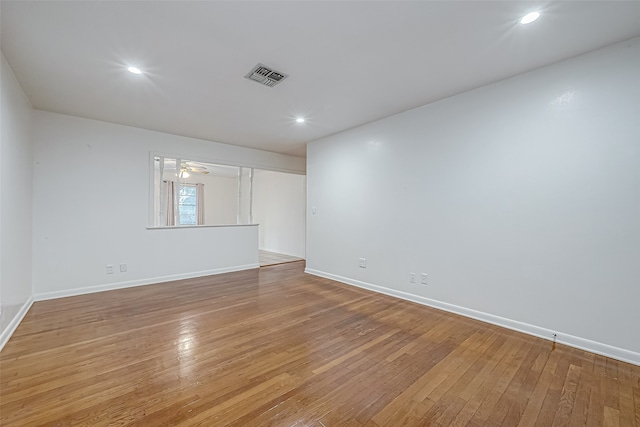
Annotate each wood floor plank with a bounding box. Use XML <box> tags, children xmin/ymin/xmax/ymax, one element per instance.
<box><xmin>618</xmin><ymin>362</ymin><xmax>637</xmax><ymax>427</ymax></box>
<box><xmin>1</xmin><ymin>261</ymin><xmax>638</xmax><ymax>426</ymax></box>
<box><xmin>588</xmin><ymin>355</ymin><xmax>608</xmax><ymax>426</ymax></box>
<box><xmin>604</xmin><ymin>406</ymin><xmax>621</xmax><ymax>427</ymax></box>
<box><xmin>604</xmin><ymin>357</ymin><xmax>621</xmax><ymax>411</ymax></box>
<box><xmin>382</xmin><ymin>397</ymin><xmax>435</xmax><ymax>426</ymax></box>
<box><xmin>483</xmin><ymin>342</ymin><xmax>543</xmax><ymax>425</ymax></box>
<box><xmin>412</xmin><ymin>328</ymin><xmax>496</xmax><ymax>403</ymax></box>
<box><xmin>634</xmin><ymin>387</ymin><xmax>640</xmax><ymax>427</ymax></box>
<box><xmin>369</xmin><ymin>326</ymin><xmax>479</xmax><ymax>426</ymax></box>
<box><xmin>457</xmin><ymin>338</ymin><xmax>546</xmax><ymax>427</ymax></box>
<box><xmin>567</xmin><ymin>351</ymin><xmax>594</xmax><ymax>427</ymax></box>
<box><xmin>551</xmin><ymin>363</ymin><xmax>582</xmax><ymax>426</ymax></box>
<box><xmin>464</xmin><ymin>339</ymin><xmax>536</xmax><ymax>427</ymax></box>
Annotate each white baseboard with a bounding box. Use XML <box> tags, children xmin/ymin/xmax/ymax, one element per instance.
<box><xmin>35</xmin><ymin>263</ymin><xmax>260</xmax><ymax>301</ymax></box>
<box><xmin>0</xmin><ymin>296</ymin><xmax>34</xmax><ymax>352</ymax></box>
<box><xmin>305</xmin><ymin>268</ymin><xmax>640</xmax><ymax>367</ymax></box>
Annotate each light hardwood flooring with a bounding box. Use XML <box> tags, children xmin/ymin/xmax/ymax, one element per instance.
<box><xmin>1</xmin><ymin>261</ymin><xmax>638</xmax><ymax>426</ymax></box>
<box><xmin>259</xmin><ymin>250</ymin><xmax>304</xmax><ymax>267</ymax></box>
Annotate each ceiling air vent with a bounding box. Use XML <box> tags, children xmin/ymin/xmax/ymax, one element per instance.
<box><xmin>244</xmin><ymin>63</ymin><xmax>288</xmax><ymax>88</ymax></box>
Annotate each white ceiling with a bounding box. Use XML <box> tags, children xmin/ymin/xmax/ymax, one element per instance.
<box><xmin>2</xmin><ymin>1</ymin><xmax>639</xmax><ymax>158</ymax></box>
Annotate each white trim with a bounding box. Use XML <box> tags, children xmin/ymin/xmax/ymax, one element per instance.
<box><xmin>305</xmin><ymin>268</ymin><xmax>640</xmax><ymax>367</ymax></box>
<box><xmin>35</xmin><ymin>264</ymin><xmax>259</xmax><ymax>301</ymax></box>
<box><xmin>0</xmin><ymin>296</ymin><xmax>34</xmax><ymax>352</ymax></box>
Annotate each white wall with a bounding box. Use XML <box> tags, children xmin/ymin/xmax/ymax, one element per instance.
<box><xmin>307</xmin><ymin>37</ymin><xmax>640</xmax><ymax>364</ymax></box>
<box><xmin>201</xmin><ymin>174</ymin><xmax>238</xmax><ymax>225</ymax></box>
<box><xmin>32</xmin><ymin>111</ymin><xmax>305</xmax><ymax>298</ymax></box>
<box><xmin>0</xmin><ymin>53</ymin><xmax>33</xmax><ymax>345</ymax></box>
<box><xmin>253</xmin><ymin>170</ymin><xmax>306</xmax><ymax>258</ymax></box>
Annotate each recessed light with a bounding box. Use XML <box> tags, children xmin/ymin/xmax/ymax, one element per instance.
<box><xmin>296</xmin><ymin>117</ymin><xmax>305</xmax><ymax>123</ymax></box>
<box><xmin>520</xmin><ymin>11</ymin><xmax>540</xmax><ymax>24</ymax></box>
<box><xmin>127</xmin><ymin>66</ymin><xmax>142</xmax><ymax>75</ymax></box>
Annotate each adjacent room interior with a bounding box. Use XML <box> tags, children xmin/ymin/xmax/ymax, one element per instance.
<box><xmin>151</xmin><ymin>156</ymin><xmax>306</xmax><ymax>266</ymax></box>
<box><xmin>1</xmin><ymin>1</ymin><xmax>639</xmax><ymax>425</ymax></box>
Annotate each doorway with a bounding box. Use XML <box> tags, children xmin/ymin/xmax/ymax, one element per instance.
<box><xmin>252</xmin><ymin>169</ymin><xmax>306</xmax><ymax>267</ymax></box>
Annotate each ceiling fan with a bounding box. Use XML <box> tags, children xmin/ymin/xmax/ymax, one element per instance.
<box><xmin>179</xmin><ymin>162</ymin><xmax>209</xmax><ymax>178</ymax></box>
<box><xmin>155</xmin><ymin>157</ymin><xmax>210</xmax><ymax>178</ymax></box>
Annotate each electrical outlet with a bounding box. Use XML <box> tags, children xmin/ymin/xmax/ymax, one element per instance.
<box><xmin>359</xmin><ymin>258</ymin><xmax>367</xmax><ymax>268</ymax></box>
<box><xmin>409</xmin><ymin>273</ymin><xmax>416</xmax><ymax>283</ymax></box>
<box><xmin>120</xmin><ymin>264</ymin><xmax>127</xmax><ymax>273</ymax></box>
<box><xmin>421</xmin><ymin>273</ymin><xmax>428</xmax><ymax>285</ymax></box>
<box><xmin>106</xmin><ymin>265</ymin><xmax>114</xmax><ymax>274</ymax></box>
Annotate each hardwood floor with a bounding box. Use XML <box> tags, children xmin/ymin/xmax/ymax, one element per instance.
<box><xmin>259</xmin><ymin>250</ymin><xmax>304</xmax><ymax>267</ymax></box>
<box><xmin>1</xmin><ymin>261</ymin><xmax>638</xmax><ymax>426</ymax></box>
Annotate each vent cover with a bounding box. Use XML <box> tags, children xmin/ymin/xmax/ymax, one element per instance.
<box><xmin>244</xmin><ymin>63</ymin><xmax>288</xmax><ymax>87</ymax></box>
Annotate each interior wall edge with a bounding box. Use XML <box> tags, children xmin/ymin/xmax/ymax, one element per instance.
<box><xmin>33</xmin><ymin>263</ymin><xmax>260</xmax><ymax>302</ymax></box>
<box><xmin>0</xmin><ymin>296</ymin><xmax>34</xmax><ymax>352</ymax></box>
<box><xmin>304</xmin><ymin>268</ymin><xmax>640</xmax><ymax>367</ymax></box>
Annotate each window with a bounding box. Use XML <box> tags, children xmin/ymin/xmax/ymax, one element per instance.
<box><xmin>178</xmin><ymin>184</ymin><xmax>198</xmax><ymax>225</ymax></box>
